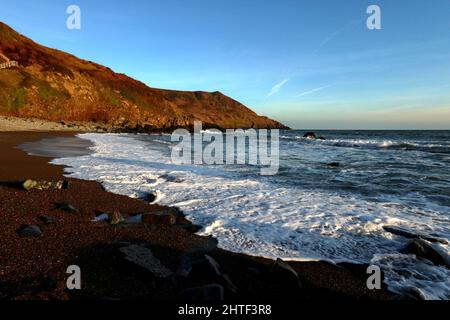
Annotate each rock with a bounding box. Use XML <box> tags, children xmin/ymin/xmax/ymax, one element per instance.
<box><xmin>401</xmin><ymin>239</ymin><xmax>450</xmax><ymax>268</ymax></box>
<box><xmin>124</xmin><ymin>214</ymin><xmax>142</xmax><ymax>224</ymax></box>
<box><xmin>119</xmin><ymin>244</ymin><xmax>173</xmax><ymax>278</ymax></box>
<box><xmin>92</xmin><ymin>213</ymin><xmax>109</xmax><ymax>222</ymax></box>
<box><xmin>271</xmin><ymin>258</ymin><xmax>303</xmax><ymax>289</ymax></box>
<box><xmin>185</xmin><ymin>237</ymin><xmax>219</xmax><ymax>257</ymax></box>
<box><xmin>54</xmin><ymin>202</ymin><xmax>79</xmax><ymax>214</ymax></box>
<box><xmin>402</xmin><ymin>287</ymin><xmax>427</xmax><ymax>300</ymax></box>
<box><xmin>38</xmin><ymin>215</ymin><xmax>58</xmax><ymax>224</ymax></box>
<box><xmin>179</xmin><ymin>284</ymin><xmax>225</xmax><ymax>301</ymax></box>
<box><xmin>17</xmin><ymin>224</ymin><xmax>42</xmax><ymax>237</ymax></box>
<box><xmin>110</xmin><ymin>211</ymin><xmax>124</xmax><ymax>225</ymax></box>
<box><xmin>383</xmin><ymin>225</ymin><xmax>448</xmax><ymax>244</ymax></box>
<box><xmin>23</xmin><ymin>179</ymin><xmax>69</xmax><ymax>191</ymax></box>
<box><xmin>179</xmin><ymin>223</ymin><xmax>203</xmax><ymax>233</ymax></box>
<box><xmin>159</xmin><ymin>174</ymin><xmax>183</xmax><ymax>183</ymax></box>
<box><xmin>188</xmin><ymin>255</ymin><xmax>237</xmax><ymax>292</ymax></box>
<box><xmin>142</xmin><ymin>212</ymin><xmax>176</xmax><ymax>225</ymax></box>
<box><xmin>327</xmin><ymin>162</ymin><xmax>340</xmax><ymax>168</ymax></box>
<box><xmin>303</xmin><ymin>132</ymin><xmax>317</xmax><ymax>139</ymax></box>
<box><xmin>336</xmin><ymin>262</ymin><xmax>372</xmax><ymax>280</ymax></box>
<box><xmin>139</xmin><ymin>192</ymin><xmax>157</xmax><ymax>203</ymax></box>
<box><xmin>188</xmin><ymin>255</ymin><xmax>221</xmax><ymax>279</ymax></box>
<box><xmin>167</xmin><ymin>207</ymin><xmax>186</xmax><ymax>218</ymax></box>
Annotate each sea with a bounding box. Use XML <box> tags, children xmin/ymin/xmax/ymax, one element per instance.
<box><xmin>48</xmin><ymin>130</ymin><xmax>450</xmax><ymax>300</ymax></box>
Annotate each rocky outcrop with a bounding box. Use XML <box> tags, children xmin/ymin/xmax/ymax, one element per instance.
<box><xmin>401</xmin><ymin>239</ymin><xmax>450</xmax><ymax>268</ymax></box>
<box><xmin>303</xmin><ymin>132</ymin><xmax>317</xmax><ymax>139</ymax></box>
<box><xmin>119</xmin><ymin>244</ymin><xmax>173</xmax><ymax>278</ymax></box>
<box><xmin>0</xmin><ymin>22</ymin><xmax>287</xmax><ymax>132</ymax></box>
<box><xmin>383</xmin><ymin>225</ymin><xmax>448</xmax><ymax>245</ymax></box>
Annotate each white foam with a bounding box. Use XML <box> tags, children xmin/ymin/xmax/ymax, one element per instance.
<box><xmin>51</xmin><ymin>133</ymin><xmax>450</xmax><ymax>299</ymax></box>
<box><xmin>288</xmin><ymin>136</ymin><xmax>449</xmax><ymax>152</ymax></box>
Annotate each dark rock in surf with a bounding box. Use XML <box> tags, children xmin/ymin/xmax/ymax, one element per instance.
<box><xmin>179</xmin><ymin>223</ymin><xmax>203</xmax><ymax>233</ymax></box>
<box><xmin>383</xmin><ymin>225</ymin><xmax>448</xmax><ymax>244</ymax></box>
<box><xmin>303</xmin><ymin>132</ymin><xmax>317</xmax><ymax>139</ymax></box>
<box><xmin>139</xmin><ymin>192</ymin><xmax>157</xmax><ymax>203</ymax></box>
<box><xmin>402</xmin><ymin>287</ymin><xmax>427</xmax><ymax>300</ymax></box>
<box><xmin>17</xmin><ymin>224</ymin><xmax>42</xmax><ymax>237</ymax></box>
<box><xmin>159</xmin><ymin>174</ymin><xmax>184</xmax><ymax>183</ymax></box>
<box><xmin>168</xmin><ymin>207</ymin><xmax>186</xmax><ymax>218</ymax></box>
<box><xmin>270</xmin><ymin>258</ymin><xmax>303</xmax><ymax>290</ymax></box>
<box><xmin>400</xmin><ymin>239</ymin><xmax>450</xmax><ymax>268</ymax></box>
<box><xmin>179</xmin><ymin>284</ymin><xmax>225</xmax><ymax>301</ymax></box>
<box><xmin>327</xmin><ymin>162</ymin><xmax>340</xmax><ymax>168</ymax></box>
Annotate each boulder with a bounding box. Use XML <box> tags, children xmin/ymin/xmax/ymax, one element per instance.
<box><xmin>23</xmin><ymin>179</ymin><xmax>69</xmax><ymax>191</ymax></box>
<box><xmin>54</xmin><ymin>202</ymin><xmax>79</xmax><ymax>214</ymax></box>
<box><xmin>383</xmin><ymin>225</ymin><xmax>448</xmax><ymax>244</ymax></box>
<box><xmin>142</xmin><ymin>212</ymin><xmax>176</xmax><ymax>225</ymax></box>
<box><xmin>179</xmin><ymin>223</ymin><xmax>203</xmax><ymax>233</ymax></box>
<box><xmin>139</xmin><ymin>192</ymin><xmax>157</xmax><ymax>203</ymax></box>
<box><xmin>179</xmin><ymin>284</ymin><xmax>225</xmax><ymax>301</ymax></box>
<box><xmin>271</xmin><ymin>258</ymin><xmax>303</xmax><ymax>289</ymax></box>
<box><xmin>92</xmin><ymin>213</ymin><xmax>109</xmax><ymax>222</ymax></box>
<box><xmin>327</xmin><ymin>162</ymin><xmax>340</xmax><ymax>168</ymax></box>
<box><xmin>167</xmin><ymin>207</ymin><xmax>186</xmax><ymax>218</ymax></box>
<box><xmin>17</xmin><ymin>224</ymin><xmax>42</xmax><ymax>237</ymax></box>
<box><xmin>110</xmin><ymin>211</ymin><xmax>124</xmax><ymax>225</ymax></box>
<box><xmin>188</xmin><ymin>255</ymin><xmax>237</xmax><ymax>293</ymax></box>
<box><xmin>188</xmin><ymin>255</ymin><xmax>221</xmax><ymax>279</ymax></box>
<box><xmin>303</xmin><ymin>132</ymin><xmax>317</xmax><ymax>139</ymax></box>
<box><xmin>186</xmin><ymin>236</ymin><xmax>218</xmax><ymax>255</ymax></box>
<box><xmin>38</xmin><ymin>215</ymin><xmax>58</xmax><ymax>224</ymax></box>
<box><xmin>402</xmin><ymin>287</ymin><xmax>427</xmax><ymax>300</ymax></box>
<box><xmin>119</xmin><ymin>244</ymin><xmax>173</xmax><ymax>278</ymax></box>
<box><xmin>124</xmin><ymin>214</ymin><xmax>142</xmax><ymax>224</ymax></box>
<box><xmin>159</xmin><ymin>174</ymin><xmax>184</xmax><ymax>183</ymax></box>
<box><xmin>400</xmin><ymin>239</ymin><xmax>450</xmax><ymax>268</ymax></box>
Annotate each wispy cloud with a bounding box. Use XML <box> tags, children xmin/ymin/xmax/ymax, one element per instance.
<box><xmin>295</xmin><ymin>84</ymin><xmax>333</xmax><ymax>98</ymax></box>
<box><xmin>267</xmin><ymin>78</ymin><xmax>289</xmax><ymax>97</ymax></box>
<box><xmin>316</xmin><ymin>19</ymin><xmax>363</xmax><ymax>52</ymax></box>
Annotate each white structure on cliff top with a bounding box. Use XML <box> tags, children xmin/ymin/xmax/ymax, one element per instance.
<box><xmin>0</xmin><ymin>52</ymin><xmax>18</xmax><ymax>69</ymax></box>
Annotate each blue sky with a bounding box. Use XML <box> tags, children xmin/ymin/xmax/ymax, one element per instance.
<box><xmin>1</xmin><ymin>0</ymin><xmax>450</xmax><ymax>129</ymax></box>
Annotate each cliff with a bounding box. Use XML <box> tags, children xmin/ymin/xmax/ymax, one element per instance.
<box><xmin>0</xmin><ymin>22</ymin><xmax>287</xmax><ymax>132</ymax></box>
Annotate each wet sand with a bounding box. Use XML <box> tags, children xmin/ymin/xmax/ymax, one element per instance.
<box><xmin>0</xmin><ymin>131</ymin><xmax>395</xmax><ymax>300</ymax></box>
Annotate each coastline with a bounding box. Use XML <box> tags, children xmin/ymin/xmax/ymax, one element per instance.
<box><xmin>0</xmin><ymin>129</ymin><xmax>396</xmax><ymax>300</ymax></box>
<box><xmin>0</xmin><ymin>116</ymin><xmax>110</xmax><ymax>133</ymax></box>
